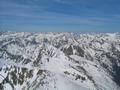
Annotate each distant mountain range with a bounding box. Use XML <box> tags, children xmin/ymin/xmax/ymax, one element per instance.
<box><xmin>0</xmin><ymin>32</ymin><xmax>120</xmax><ymax>90</ymax></box>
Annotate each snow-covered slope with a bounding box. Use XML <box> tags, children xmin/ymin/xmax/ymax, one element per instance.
<box><xmin>0</xmin><ymin>32</ymin><xmax>120</xmax><ymax>90</ymax></box>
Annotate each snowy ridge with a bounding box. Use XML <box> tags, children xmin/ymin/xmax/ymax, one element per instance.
<box><xmin>0</xmin><ymin>32</ymin><xmax>120</xmax><ymax>90</ymax></box>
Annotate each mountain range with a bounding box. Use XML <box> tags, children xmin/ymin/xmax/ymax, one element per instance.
<box><xmin>0</xmin><ymin>32</ymin><xmax>120</xmax><ymax>90</ymax></box>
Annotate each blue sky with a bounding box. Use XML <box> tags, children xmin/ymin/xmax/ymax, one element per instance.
<box><xmin>0</xmin><ymin>0</ymin><xmax>120</xmax><ymax>32</ymax></box>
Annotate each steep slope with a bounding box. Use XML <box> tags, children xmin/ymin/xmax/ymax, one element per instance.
<box><xmin>0</xmin><ymin>32</ymin><xmax>120</xmax><ymax>90</ymax></box>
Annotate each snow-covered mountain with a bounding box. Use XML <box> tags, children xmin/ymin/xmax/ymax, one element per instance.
<box><xmin>0</xmin><ymin>32</ymin><xmax>120</xmax><ymax>90</ymax></box>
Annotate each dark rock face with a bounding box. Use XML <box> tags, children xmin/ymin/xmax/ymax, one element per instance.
<box><xmin>112</xmin><ymin>63</ymin><xmax>120</xmax><ymax>86</ymax></box>
<box><xmin>33</xmin><ymin>51</ymin><xmax>42</xmax><ymax>66</ymax></box>
<box><xmin>62</xmin><ymin>45</ymin><xmax>84</xmax><ymax>57</ymax></box>
<box><xmin>62</xmin><ymin>45</ymin><xmax>73</xmax><ymax>55</ymax></box>
<box><xmin>73</xmin><ymin>46</ymin><xmax>84</xmax><ymax>57</ymax></box>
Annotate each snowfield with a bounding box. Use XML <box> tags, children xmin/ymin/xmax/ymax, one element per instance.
<box><xmin>0</xmin><ymin>32</ymin><xmax>120</xmax><ymax>90</ymax></box>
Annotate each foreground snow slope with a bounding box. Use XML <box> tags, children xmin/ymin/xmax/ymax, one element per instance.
<box><xmin>0</xmin><ymin>32</ymin><xmax>120</xmax><ymax>90</ymax></box>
